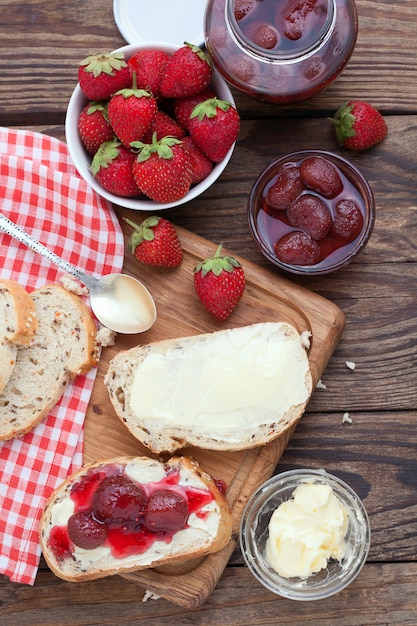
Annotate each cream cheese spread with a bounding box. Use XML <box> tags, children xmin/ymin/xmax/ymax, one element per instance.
<box><xmin>129</xmin><ymin>323</ymin><xmax>311</xmax><ymax>441</ymax></box>
<box><xmin>266</xmin><ymin>482</ymin><xmax>348</xmax><ymax>579</ymax></box>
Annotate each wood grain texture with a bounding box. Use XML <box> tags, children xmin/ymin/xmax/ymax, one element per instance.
<box><xmin>2</xmin><ymin>0</ymin><xmax>417</xmax><ymax>622</ymax></box>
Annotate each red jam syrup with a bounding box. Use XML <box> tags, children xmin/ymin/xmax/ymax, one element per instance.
<box><xmin>255</xmin><ymin>155</ymin><xmax>368</xmax><ymax>269</ymax></box>
<box><xmin>48</xmin><ymin>464</ymin><xmax>219</xmax><ymax>562</ymax></box>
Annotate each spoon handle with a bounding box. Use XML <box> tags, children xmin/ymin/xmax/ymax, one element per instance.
<box><xmin>0</xmin><ymin>212</ymin><xmax>93</xmax><ymax>287</ymax></box>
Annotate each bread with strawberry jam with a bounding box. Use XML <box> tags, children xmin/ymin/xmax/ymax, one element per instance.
<box><xmin>39</xmin><ymin>455</ymin><xmax>234</xmax><ymax>582</ymax></box>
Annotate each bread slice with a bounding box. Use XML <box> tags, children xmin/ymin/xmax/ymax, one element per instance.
<box><xmin>39</xmin><ymin>455</ymin><xmax>234</xmax><ymax>582</ymax></box>
<box><xmin>0</xmin><ymin>279</ymin><xmax>38</xmax><ymax>394</ymax></box>
<box><xmin>104</xmin><ymin>322</ymin><xmax>312</xmax><ymax>454</ymax></box>
<box><xmin>0</xmin><ymin>283</ymin><xmax>98</xmax><ymax>440</ymax></box>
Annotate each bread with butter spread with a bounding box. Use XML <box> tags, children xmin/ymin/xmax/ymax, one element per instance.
<box><xmin>104</xmin><ymin>322</ymin><xmax>312</xmax><ymax>454</ymax></box>
<box><xmin>39</xmin><ymin>455</ymin><xmax>234</xmax><ymax>582</ymax></box>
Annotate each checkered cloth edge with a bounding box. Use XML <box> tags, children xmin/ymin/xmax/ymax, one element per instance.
<box><xmin>0</xmin><ymin>127</ymin><xmax>125</xmax><ymax>585</ymax></box>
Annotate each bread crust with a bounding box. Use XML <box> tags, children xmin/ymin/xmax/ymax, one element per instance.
<box><xmin>104</xmin><ymin>322</ymin><xmax>312</xmax><ymax>454</ymax></box>
<box><xmin>40</xmin><ymin>455</ymin><xmax>234</xmax><ymax>582</ymax></box>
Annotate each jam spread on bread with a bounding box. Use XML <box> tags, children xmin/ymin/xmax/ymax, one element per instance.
<box><xmin>48</xmin><ymin>463</ymin><xmax>216</xmax><ymax>561</ymax></box>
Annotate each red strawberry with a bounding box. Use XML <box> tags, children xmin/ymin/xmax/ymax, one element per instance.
<box><xmin>188</xmin><ymin>97</ymin><xmax>240</xmax><ymax>162</ymax></box>
<box><xmin>91</xmin><ymin>139</ymin><xmax>141</xmax><ymax>197</ymax></box>
<box><xmin>123</xmin><ymin>215</ymin><xmax>183</xmax><ymax>268</ymax></box>
<box><xmin>246</xmin><ymin>22</ymin><xmax>279</xmax><ymax>49</ymax></box>
<box><xmin>193</xmin><ymin>244</ymin><xmax>245</xmax><ymax>321</ymax></box>
<box><xmin>159</xmin><ymin>43</ymin><xmax>213</xmax><ymax>99</ymax></box>
<box><xmin>172</xmin><ymin>88</ymin><xmax>216</xmax><ymax>131</ymax></box>
<box><xmin>127</xmin><ymin>49</ymin><xmax>170</xmax><ymax>100</ymax></box>
<box><xmin>78</xmin><ymin>51</ymin><xmax>131</xmax><ymax>101</ymax></box>
<box><xmin>331</xmin><ymin>100</ymin><xmax>388</xmax><ymax>151</ymax></box>
<box><xmin>107</xmin><ymin>81</ymin><xmax>157</xmax><ymax>148</ymax></box>
<box><xmin>77</xmin><ymin>102</ymin><xmax>114</xmax><ymax>155</ymax></box>
<box><xmin>141</xmin><ymin>109</ymin><xmax>186</xmax><ymax>143</ymax></box>
<box><xmin>182</xmin><ymin>136</ymin><xmax>213</xmax><ymax>185</ymax></box>
<box><xmin>131</xmin><ymin>134</ymin><xmax>193</xmax><ymax>203</ymax></box>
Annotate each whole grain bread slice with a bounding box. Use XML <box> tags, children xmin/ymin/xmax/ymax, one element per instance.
<box><xmin>0</xmin><ymin>279</ymin><xmax>38</xmax><ymax>394</ymax></box>
<box><xmin>0</xmin><ymin>283</ymin><xmax>98</xmax><ymax>440</ymax></box>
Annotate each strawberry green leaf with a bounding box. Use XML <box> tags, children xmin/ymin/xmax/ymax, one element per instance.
<box><xmin>79</xmin><ymin>52</ymin><xmax>127</xmax><ymax>77</ymax></box>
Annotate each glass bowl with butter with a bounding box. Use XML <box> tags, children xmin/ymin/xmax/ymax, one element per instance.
<box><xmin>240</xmin><ymin>469</ymin><xmax>371</xmax><ymax>600</ymax></box>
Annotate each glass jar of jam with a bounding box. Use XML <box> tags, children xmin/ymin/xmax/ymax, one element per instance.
<box><xmin>204</xmin><ymin>0</ymin><xmax>358</xmax><ymax>104</ymax></box>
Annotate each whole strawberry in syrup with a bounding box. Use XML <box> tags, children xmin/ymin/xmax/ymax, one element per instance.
<box><xmin>194</xmin><ymin>244</ymin><xmax>245</xmax><ymax>321</ymax></box>
<box><xmin>188</xmin><ymin>97</ymin><xmax>240</xmax><ymax>162</ymax></box>
<box><xmin>331</xmin><ymin>100</ymin><xmax>388</xmax><ymax>151</ymax></box>
<box><xmin>124</xmin><ymin>215</ymin><xmax>183</xmax><ymax>268</ymax></box>
<box><xmin>78</xmin><ymin>51</ymin><xmax>131</xmax><ymax>101</ymax></box>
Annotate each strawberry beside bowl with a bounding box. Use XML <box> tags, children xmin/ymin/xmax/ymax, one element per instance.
<box><xmin>65</xmin><ymin>42</ymin><xmax>238</xmax><ymax>211</ymax></box>
<box><xmin>247</xmin><ymin>150</ymin><xmax>375</xmax><ymax>276</ymax></box>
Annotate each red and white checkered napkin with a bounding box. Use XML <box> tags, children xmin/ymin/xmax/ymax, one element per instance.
<box><xmin>0</xmin><ymin>127</ymin><xmax>125</xmax><ymax>585</ymax></box>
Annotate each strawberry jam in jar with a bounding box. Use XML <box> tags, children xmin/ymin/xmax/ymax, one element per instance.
<box><xmin>204</xmin><ymin>0</ymin><xmax>358</xmax><ymax>103</ymax></box>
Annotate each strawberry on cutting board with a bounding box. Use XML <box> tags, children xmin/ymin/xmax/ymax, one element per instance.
<box><xmin>188</xmin><ymin>97</ymin><xmax>240</xmax><ymax>162</ymax></box>
<box><xmin>131</xmin><ymin>134</ymin><xmax>193</xmax><ymax>203</ymax></box>
<box><xmin>123</xmin><ymin>215</ymin><xmax>183</xmax><ymax>268</ymax></box>
<box><xmin>78</xmin><ymin>52</ymin><xmax>132</xmax><ymax>101</ymax></box>
<box><xmin>193</xmin><ymin>244</ymin><xmax>246</xmax><ymax>321</ymax></box>
<box><xmin>331</xmin><ymin>100</ymin><xmax>388</xmax><ymax>151</ymax></box>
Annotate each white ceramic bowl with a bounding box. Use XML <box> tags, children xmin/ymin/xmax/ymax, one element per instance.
<box><xmin>65</xmin><ymin>42</ymin><xmax>236</xmax><ymax>210</ymax></box>
<box><xmin>240</xmin><ymin>469</ymin><xmax>371</xmax><ymax>601</ymax></box>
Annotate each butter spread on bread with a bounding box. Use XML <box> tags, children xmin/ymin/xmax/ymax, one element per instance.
<box><xmin>105</xmin><ymin>322</ymin><xmax>312</xmax><ymax>454</ymax></box>
<box><xmin>0</xmin><ymin>278</ymin><xmax>38</xmax><ymax>394</ymax></box>
<box><xmin>40</xmin><ymin>455</ymin><xmax>234</xmax><ymax>582</ymax></box>
<box><xmin>0</xmin><ymin>283</ymin><xmax>98</xmax><ymax>440</ymax></box>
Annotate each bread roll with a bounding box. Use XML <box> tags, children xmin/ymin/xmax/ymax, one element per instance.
<box><xmin>39</xmin><ymin>455</ymin><xmax>234</xmax><ymax>582</ymax></box>
<box><xmin>105</xmin><ymin>322</ymin><xmax>312</xmax><ymax>454</ymax></box>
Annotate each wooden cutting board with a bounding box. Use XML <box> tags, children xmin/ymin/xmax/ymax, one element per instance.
<box><xmin>83</xmin><ymin>221</ymin><xmax>345</xmax><ymax>608</ymax></box>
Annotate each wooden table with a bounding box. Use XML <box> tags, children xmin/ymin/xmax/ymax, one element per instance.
<box><xmin>1</xmin><ymin>1</ymin><xmax>417</xmax><ymax>624</ymax></box>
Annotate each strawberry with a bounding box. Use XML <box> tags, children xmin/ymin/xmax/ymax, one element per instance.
<box><xmin>107</xmin><ymin>80</ymin><xmax>157</xmax><ymax>148</ymax></box>
<box><xmin>123</xmin><ymin>215</ymin><xmax>183</xmax><ymax>267</ymax></box>
<box><xmin>193</xmin><ymin>244</ymin><xmax>245</xmax><ymax>321</ymax></box>
<box><xmin>182</xmin><ymin>136</ymin><xmax>213</xmax><ymax>185</ymax></box>
<box><xmin>91</xmin><ymin>139</ymin><xmax>141</xmax><ymax>197</ymax></box>
<box><xmin>77</xmin><ymin>102</ymin><xmax>114</xmax><ymax>155</ymax></box>
<box><xmin>78</xmin><ymin>51</ymin><xmax>131</xmax><ymax>101</ymax></box>
<box><xmin>159</xmin><ymin>43</ymin><xmax>213</xmax><ymax>99</ymax></box>
<box><xmin>246</xmin><ymin>22</ymin><xmax>279</xmax><ymax>49</ymax></box>
<box><xmin>331</xmin><ymin>100</ymin><xmax>388</xmax><ymax>151</ymax></box>
<box><xmin>172</xmin><ymin>88</ymin><xmax>216</xmax><ymax>131</ymax></box>
<box><xmin>127</xmin><ymin>49</ymin><xmax>170</xmax><ymax>100</ymax></box>
<box><xmin>131</xmin><ymin>134</ymin><xmax>193</xmax><ymax>203</ymax></box>
<box><xmin>188</xmin><ymin>97</ymin><xmax>240</xmax><ymax>162</ymax></box>
<box><xmin>141</xmin><ymin>109</ymin><xmax>186</xmax><ymax>143</ymax></box>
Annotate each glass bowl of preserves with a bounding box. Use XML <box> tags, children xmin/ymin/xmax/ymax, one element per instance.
<box><xmin>240</xmin><ymin>469</ymin><xmax>371</xmax><ymax>600</ymax></box>
<box><xmin>247</xmin><ymin>150</ymin><xmax>375</xmax><ymax>275</ymax></box>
